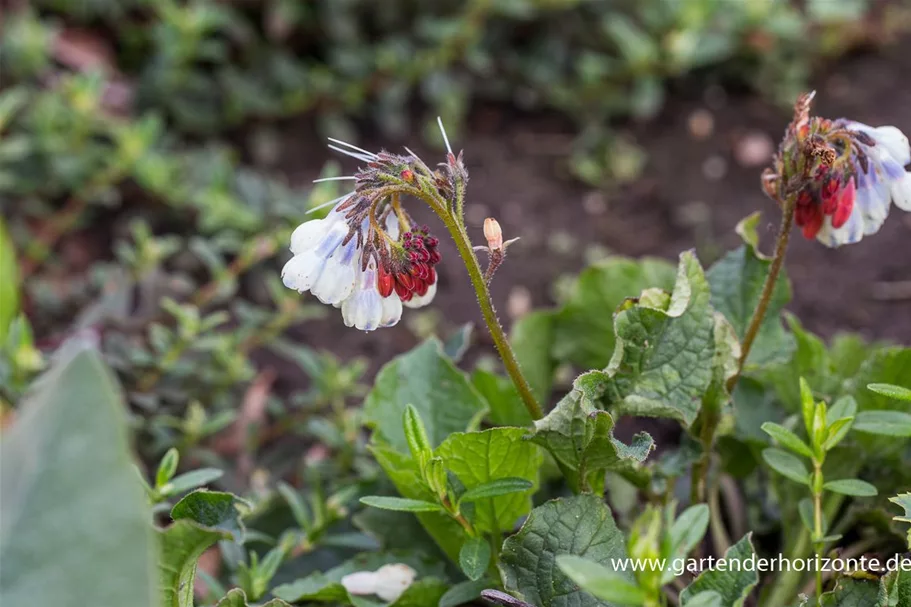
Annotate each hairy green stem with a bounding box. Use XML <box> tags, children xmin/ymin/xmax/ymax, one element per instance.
<box><xmin>726</xmin><ymin>193</ymin><xmax>797</xmax><ymax>393</ymax></box>
<box><xmin>432</xmin><ymin>206</ymin><xmax>543</xmax><ymax>421</ymax></box>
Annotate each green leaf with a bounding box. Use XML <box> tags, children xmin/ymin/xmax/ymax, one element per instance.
<box><xmin>760</xmin><ymin>422</ymin><xmax>813</xmax><ymax>458</ymax></box>
<box><xmin>706</xmin><ymin>213</ymin><xmax>794</xmax><ymax>366</ymax></box>
<box><xmin>679</xmin><ymin>534</ymin><xmax>758</xmax><ymax>607</ymax></box>
<box><xmin>552</xmin><ymin>257</ymin><xmax>676</xmax><ymax>369</ymax></box>
<box><xmin>443</xmin><ymin>323</ymin><xmax>473</xmax><ymax>363</ymax></box>
<box><xmin>529</xmin><ymin>373</ymin><xmax>654</xmax><ymax>492</ymax></box>
<box><xmin>403</xmin><ymin>404</ymin><xmax>433</xmax><ymax>464</ymax></box>
<box><xmin>459</xmin><ymin>478</ymin><xmax>534</xmax><ymax>503</ymax></box>
<box><xmin>812</xmin><ymin>401</ymin><xmax>828</xmax><ymax>453</ymax></box>
<box><xmin>159</xmin><ymin>520</ymin><xmax>230</xmax><ymax>607</ymax></box>
<box><xmin>761</xmin><ymin>448</ymin><xmax>810</xmax><ymax>485</ymax></box>
<box><xmin>819</xmin><ymin>576</ymin><xmax>883</xmax><ymax>606</ymax></box>
<box><xmin>435</xmin><ymin>428</ymin><xmax>541</xmax><ymax>534</ymax></box>
<box><xmin>472</xmin><ymin>369</ymin><xmax>532</xmax><ymax>427</ymax></box>
<box><xmin>511</xmin><ymin>310</ymin><xmax>556</xmax><ymax>404</ymax></box>
<box><xmin>459</xmin><ymin>537</ymin><xmax>491</xmax><ymax>581</ymax></box>
<box><xmin>867</xmin><ymin>383</ymin><xmax>911</xmax><ymax>402</ymax></box>
<box><xmin>371</xmin><ymin>443</ymin><xmax>467</xmax><ymax>563</ymax></box>
<box><xmin>800</xmin><ymin>377</ymin><xmax>816</xmax><ymax>436</ymax></box>
<box><xmin>171</xmin><ymin>489</ymin><xmax>246</xmax><ymax>541</ymax></box>
<box><xmin>891</xmin><ymin>492</ymin><xmax>911</xmax><ymax>524</ymax></box>
<box><xmin>823</xmin><ymin>479</ymin><xmax>878</xmax><ymax>497</ymax></box>
<box><xmin>0</xmin><ymin>348</ymin><xmax>158</xmax><ymax>606</ymax></box>
<box><xmin>0</xmin><ymin>217</ymin><xmax>20</xmax><ymax>341</ymax></box>
<box><xmin>164</xmin><ymin>468</ymin><xmax>224</xmax><ymax>495</ymax></box>
<box><xmin>823</xmin><ymin>417</ymin><xmax>854</xmax><ymax>451</ymax></box>
<box><xmin>881</xmin><ymin>569</ymin><xmax>911</xmax><ymax>605</ymax></box>
<box><xmin>364</xmin><ymin>338</ymin><xmax>487</xmax><ymax>450</ymax></box>
<box><xmin>438</xmin><ymin>580</ymin><xmax>489</xmax><ymax>607</ymax></box>
<box><xmin>556</xmin><ymin>555</ymin><xmax>646</xmax><ymax>605</ymax></box>
<box><xmin>599</xmin><ymin>252</ymin><xmax>719</xmax><ymax>427</ymax></box>
<box><xmin>157</xmin><ymin>448</ymin><xmax>180</xmax><ymax>487</ymax></box>
<box><xmin>827</xmin><ymin>395</ymin><xmax>857</xmax><ymax>424</ymax></box>
<box><xmin>681</xmin><ymin>591</ymin><xmax>722</xmax><ymax>607</ymax></box>
<box><xmin>669</xmin><ymin>504</ymin><xmax>710</xmax><ymax>561</ymax></box>
<box><xmin>852</xmin><ymin>410</ymin><xmax>911</xmax><ymax>437</ymax></box>
<box><xmin>272</xmin><ymin>551</ymin><xmax>448</xmax><ymax>605</ymax></box>
<box><xmin>359</xmin><ymin>496</ymin><xmax>444</xmax><ymax>513</ymax></box>
<box><xmin>500</xmin><ymin>494</ymin><xmax>631</xmax><ymax>607</ymax></box>
<box><xmin>215</xmin><ymin>588</ymin><xmax>291</xmax><ymax>606</ymax></box>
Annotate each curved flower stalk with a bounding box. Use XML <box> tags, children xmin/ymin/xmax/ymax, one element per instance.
<box><xmin>282</xmin><ymin>120</ymin><xmax>543</xmax><ymax>421</ymax></box>
<box><xmin>764</xmin><ymin>93</ymin><xmax>911</xmax><ymax>247</ymax></box>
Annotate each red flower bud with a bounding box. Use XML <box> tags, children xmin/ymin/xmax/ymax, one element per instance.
<box><xmin>831</xmin><ymin>177</ymin><xmax>855</xmax><ymax>229</ymax></box>
<box><xmin>377</xmin><ymin>265</ymin><xmax>394</xmax><ymax>298</ymax></box>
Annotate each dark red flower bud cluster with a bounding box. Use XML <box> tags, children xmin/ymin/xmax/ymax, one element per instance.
<box><xmin>794</xmin><ymin>167</ymin><xmax>856</xmax><ymax>239</ymax></box>
<box><xmin>376</xmin><ymin>226</ymin><xmax>441</xmax><ymax>302</ymax></box>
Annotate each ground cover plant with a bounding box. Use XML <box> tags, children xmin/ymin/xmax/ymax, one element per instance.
<box><xmin>2</xmin><ymin>2</ymin><xmax>911</xmax><ymax>607</ymax></box>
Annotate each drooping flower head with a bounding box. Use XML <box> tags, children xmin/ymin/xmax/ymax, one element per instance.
<box><xmin>764</xmin><ymin>91</ymin><xmax>910</xmax><ymax>247</ymax></box>
<box><xmin>282</xmin><ymin>121</ymin><xmax>466</xmax><ymax>330</ymax></box>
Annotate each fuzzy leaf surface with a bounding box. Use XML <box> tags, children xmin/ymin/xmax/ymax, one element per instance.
<box><xmin>0</xmin><ymin>348</ymin><xmax>158</xmax><ymax>607</ymax></box>
<box><xmin>679</xmin><ymin>534</ymin><xmax>758</xmax><ymax>607</ymax></box>
<box><xmin>599</xmin><ymin>251</ymin><xmax>718</xmax><ymax>426</ymax></box>
<box><xmin>499</xmin><ymin>494</ymin><xmax>631</xmax><ymax>607</ymax></box>
<box><xmin>364</xmin><ymin>338</ymin><xmax>487</xmax><ymax>450</ymax></box>
<box><xmin>436</xmin><ymin>427</ymin><xmax>542</xmax><ymax>534</ymax></box>
<box><xmin>552</xmin><ymin>257</ymin><xmax>676</xmax><ymax>370</ymax></box>
<box><xmin>528</xmin><ymin>372</ymin><xmax>653</xmax><ymax>492</ymax></box>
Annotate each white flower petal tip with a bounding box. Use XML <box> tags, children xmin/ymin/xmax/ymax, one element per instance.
<box><xmin>281</xmin><ymin>252</ymin><xmax>323</xmax><ymax>292</ymax></box>
<box><xmin>891</xmin><ymin>172</ymin><xmax>911</xmax><ymax>211</ymax></box>
<box><xmin>403</xmin><ymin>281</ymin><xmax>437</xmax><ymax>309</ymax></box>
<box><xmin>340</xmin><ymin>563</ymin><xmax>417</xmax><ymax>602</ymax></box>
<box><xmin>872</xmin><ymin>126</ymin><xmax>911</xmax><ymax>166</ymax></box>
<box><xmin>380</xmin><ymin>294</ymin><xmax>403</xmax><ymax>327</ymax></box>
<box><xmin>290</xmin><ymin>218</ymin><xmax>329</xmax><ymax>254</ymax></box>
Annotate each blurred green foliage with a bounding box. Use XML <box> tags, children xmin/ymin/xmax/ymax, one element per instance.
<box><xmin>1</xmin><ymin>2</ymin><xmax>908</xmax><ymax>604</ymax></box>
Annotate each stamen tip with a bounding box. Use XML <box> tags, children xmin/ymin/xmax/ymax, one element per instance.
<box><xmin>437</xmin><ymin>116</ymin><xmax>453</xmax><ymax>155</ymax></box>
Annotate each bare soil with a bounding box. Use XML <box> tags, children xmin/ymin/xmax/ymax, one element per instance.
<box><xmin>273</xmin><ymin>38</ymin><xmax>911</xmax><ymax>395</ymax></box>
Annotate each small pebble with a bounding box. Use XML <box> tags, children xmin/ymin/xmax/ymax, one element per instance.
<box><xmin>465</xmin><ymin>203</ymin><xmax>490</xmax><ymax>226</ymax></box>
<box><xmin>582</xmin><ymin>191</ymin><xmax>607</xmax><ymax>215</ymax></box>
<box><xmin>675</xmin><ymin>201</ymin><xmax>711</xmax><ymax>228</ymax></box>
<box><xmin>507</xmin><ymin>286</ymin><xmax>532</xmax><ymax>319</ymax></box>
<box><xmin>702</xmin><ymin>155</ymin><xmax>728</xmax><ymax>181</ymax></box>
<box><xmin>735</xmin><ymin>132</ymin><xmax>774</xmax><ymax>167</ymax></box>
<box><xmin>687</xmin><ymin>109</ymin><xmax>715</xmax><ymax>140</ymax></box>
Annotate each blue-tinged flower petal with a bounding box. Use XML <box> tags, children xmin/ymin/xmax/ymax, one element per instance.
<box><xmin>314</xmin><ymin>222</ymin><xmax>348</xmax><ymax>258</ymax></box>
<box><xmin>853</xmin><ymin>183</ymin><xmax>890</xmax><ymax>236</ymax></box>
<box><xmin>311</xmin><ymin>240</ymin><xmax>358</xmax><ymax>305</ymax></box>
<box><xmin>290</xmin><ymin>218</ymin><xmax>331</xmax><ymax>254</ymax></box>
<box><xmin>341</xmin><ymin>263</ymin><xmax>384</xmax><ymax>331</ymax></box>
<box><xmin>281</xmin><ymin>250</ymin><xmax>326</xmax><ymax>292</ymax></box>
<box><xmin>818</xmin><ymin>204</ymin><xmax>865</xmax><ymax>247</ymax></box>
<box><xmin>379</xmin><ymin>294</ymin><xmax>403</xmax><ymax>327</ymax></box>
<box><xmin>892</xmin><ymin>172</ymin><xmax>911</xmax><ymax>211</ymax></box>
<box><xmin>871</xmin><ymin>125</ymin><xmax>910</xmax><ymax>166</ymax></box>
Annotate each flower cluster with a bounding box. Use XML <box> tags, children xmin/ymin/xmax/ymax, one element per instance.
<box><xmin>765</xmin><ymin>92</ymin><xmax>910</xmax><ymax>247</ymax></box>
<box><xmin>282</xmin><ymin>123</ymin><xmax>465</xmax><ymax>330</ymax></box>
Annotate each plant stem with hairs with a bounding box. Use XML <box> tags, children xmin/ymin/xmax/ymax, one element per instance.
<box><xmin>726</xmin><ymin>192</ymin><xmax>797</xmax><ymax>393</ymax></box>
<box><xmin>431</xmin><ymin>202</ymin><xmax>543</xmax><ymax>421</ymax></box>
